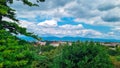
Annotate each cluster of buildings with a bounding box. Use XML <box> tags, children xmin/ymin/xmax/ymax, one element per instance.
<box><xmin>35</xmin><ymin>41</ymin><xmax>72</xmax><ymax>47</ymax></box>
<box><xmin>35</xmin><ymin>41</ymin><xmax>120</xmax><ymax>47</ymax></box>
<box><xmin>100</xmin><ymin>42</ymin><xmax>120</xmax><ymax>47</ymax></box>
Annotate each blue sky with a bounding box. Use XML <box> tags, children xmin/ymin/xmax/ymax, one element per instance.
<box><xmin>6</xmin><ymin>0</ymin><xmax>120</xmax><ymax>39</ymax></box>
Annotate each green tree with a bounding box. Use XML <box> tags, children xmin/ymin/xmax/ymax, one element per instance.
<box><xmin>39</xmin><ymin>42</ymin><xmax>113</xmax><ymax>68</ymax></box>
<box><xmin>0</xmin><ymin>0</ymin><xmax>45</xmax><ymax>40</ymax></box>
<box><xmin>56</xmin><ymin>42</ymin><xmax>113</xmax><ymax>68</ymax></box>
<box><xmin>0</xmin><ymin>30</ymin><xmax>42</xmax><ymax>68</ymax></box>
<box><xmin>0</xmin><ymin>0</ymin><xmax>46</xmax><ymax>67</ymax></box>
<box><xmin>0</xmin><ymin>0</ymin><xmax>45</xmax><ymax>21</ymax></box>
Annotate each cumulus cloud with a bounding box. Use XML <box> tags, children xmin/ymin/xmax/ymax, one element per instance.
<box><xmin>37</xmin><ymin>20</ymin><xmax>57</xmax><ymax>27</ymax></box>
<box><xmin>112</xmin><ymin>27</ymin><xmax>120</xmax><ymax>33</ymax></box>
<box><xmin>10</xmin><ymin>0</ymin><xmax>120</xmax><ymax>24</ymax></box>
<box><xmin>8</xmin><ymin>0</ymin><xmax>120</xmax><ymax>39</ymax></box>
<box><xmin>19</xmin><ymin>20</ymin><xmax>103</xmax><ymax>38</ymax></box>
<box><xmin>59</xmin><ymin>24</ymin><xmax>83</xmax><ymax>30</ymax></box>
<box><xmin>98</xmin><ymin>4</ymin><xmax>115</xmax><ymax>11</ymax></box>
<box><xmin>97</xmin><ymin>1</ymin><xmax>119</xmax><ymax>11</ymax></box>
<box><xmin>101</xmin><ymin>8</ymin><xmax>120</xmax><ymax>22</ymax></box>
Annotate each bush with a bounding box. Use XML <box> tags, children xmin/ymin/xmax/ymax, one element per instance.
<box><xmin>40</xmin><ymin>41</ymin><xmax>113</xmax><ymax>68</ymax></box>
<box><xmin>0</xmin><ymin>30</ymin><xmax>40</xmax><ymax>68</ymax></box>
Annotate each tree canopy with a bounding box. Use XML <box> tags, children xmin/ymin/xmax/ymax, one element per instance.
<box><xmin>0</xmin><ymin>0</ymin><xmax>45</xmax><ymax>21</ymax></box>
<box><xmin>0</xmin><ymin>29</ymin><xmax>43</xmax><ymax>67</ymax></box>
<box><xmin>0</xmin><ymin>0</ymin><xmax>118</xmax><ymax>68</ymax></box>
<box><xmin>34</xmin><ymin>42</ymin><xmax>113</xmax><ymax>68</ymax></box>
<box><xmin>0</xmin><ymin>0</ymin><xmax>45</xmax><ymax>40</ymax></box>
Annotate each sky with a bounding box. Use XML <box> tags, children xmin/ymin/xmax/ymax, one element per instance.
<box><xmin>5</xmin><ymin>0</ymin><xmax>120</xmax><ymax>39</ymax></box>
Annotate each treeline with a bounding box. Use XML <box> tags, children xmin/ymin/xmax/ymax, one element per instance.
<box><xmin>0</xmin><ymin>30</ymin><xmax>41</xmax><ymax>67</ymax></box>
<box><xmin>35</xmin><ymin>41</ymin><xmax>114</xmax><ymax>68</ymax></box>
<box><xmin>1</xmin><ymin>30</ymin><xmax>120</xmax><ymax>68</ymax></box>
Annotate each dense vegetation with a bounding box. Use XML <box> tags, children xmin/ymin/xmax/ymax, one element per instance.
<box><xmin>0</xmin><ymin>1</ymin><xmax>45</xmax><ymax>67</ymax></box>
<box><xmin>0</xmin><ymin>0</ymin><xmax>45</xmax><ymax>21</ymax></box>
<box><xmin>1</xmin><ymin>28</ymin><xmax>120</xmax><ymax>67</ymax></box>
<box><xmin>0</xmin><ymin>30</ymin><xmax>41</xmax><ymax>67</ymax></box>
<box><xmin>0</xmin><ymin>0</ymin><xmax>120</xmax><ymax>68</ymax></box>
<box><xmin>34</xmin><ymin>41</ymin><xmax>113</xmax><ymax>68</ymax></box>
<box><xmin>108</xmin><ymin>45</ymin><xmax>120</xmax><ymax>68</ymax></box>
<box><xmin>0</xmin><ymin>0</ymin><xmax>44</xmax><ymax>40</ymax></box>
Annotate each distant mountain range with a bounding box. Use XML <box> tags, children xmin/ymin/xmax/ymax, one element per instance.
<box><xmin>42</xmin><ymin>36</ymin><xmax>120</xmax><ymax>42</ymax></box>
<box><xmin>18</xmin><ymin>35</ymin><xmax>120</xmax><ymax>42</ymax></box>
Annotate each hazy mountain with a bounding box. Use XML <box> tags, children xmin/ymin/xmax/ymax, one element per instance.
<box><xmin>42</xmin><ymin>36</ymin><xmax>120</xmax><ymax>42</ymax></box>
<box><xmin>18</xmin><ymin>35</ymin><xmax>120</xmax><ymax>42</ymax></box>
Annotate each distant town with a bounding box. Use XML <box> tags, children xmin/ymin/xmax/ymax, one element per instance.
<box><xmin>34</xmin><ymin>41</ymin><xmax>120</xmax><ymax>47</ymax></box>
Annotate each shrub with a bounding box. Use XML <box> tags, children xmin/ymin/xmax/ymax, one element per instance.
<box><xmin>0</xmin><ymin>30</ymin><xmax>40</xmax><ymax>68</ymax></box>
<box><xmin>45</xmin><ymin>42</ymin><xmax>114</xmax><ymax>68</ymax></box>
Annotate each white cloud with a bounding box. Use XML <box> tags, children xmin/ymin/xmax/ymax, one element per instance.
<box><xmin>108</xmin><ymin>32</ymin><xmax>115</xmax><ymax>36</ymax></box>
<box><xmin>112</xmin><ymin>27</ymin><xmax>120</xmax><ymax>33</ymax></box>
<box><xmin>74</xmin><ymin>17</ymin><xmax>101</xmax><ymax>25</ymax></box>
<box><xmin>37</xmin><ymin>19</ymin><xmax>57</xmax><ymax>27</ymax></box>
<box><xmin>2</xmin><ymin>17</ymin><xmax>15</xmax><ymax>22</ymax></box>
<box><xmin>19</xmin><ymin>20</ymin><xmax>36</xmax><ymax>28</ymax></box>
<box><xmin>17</xmin><ymin>19</ymin><xmax>120</xmax><ymax>39</ymax></box>
<box><xmin>59</xmin><ymin>24</ymin><xmax>83</xmax><ymax>30</ymax></box>
<box><xmin>101</xmin><ymin>7</ymin><xmax>120</xmax><ymax>22</ymax></box>
<box><xmin>18</xmin><ymin>20</ymin><xmax>103</xmax><ymax>38</ymax></box>
<box><xmin>10</xmin><ymin>0</ymin><xmax>120</xmax><ymax>24</ymax></box>
<box><xmin>7</xmin><ymin>0</ymin><xmax>120</xmax><ymax>39</ymax></box>
<box><xmin>10</xmin><ymin>0</ymin><xmax>120</xmax><ymax>20</ymax></box>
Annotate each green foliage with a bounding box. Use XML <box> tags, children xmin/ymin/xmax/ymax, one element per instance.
<box><xmin>36</xmin><ymin>42</ymin><xmax>113</xmax><ymax>68</ymax></box>
<box><xmin>116</xmin><ymin>56</ymin><xmax>120</xmax><ymax>61</ymax></box>
<box><xmin>110</xmin><ymin>56</ymin><xmax>120</xmax><ymax>68</ymax></box>
<box><xmin>0</xmin><ymin>21</ymin><xmax>41</xmax><ymax>40</ymax></box>
<box><xmin>108</xmin><ymin>45</ymin><xmax>120</xmax><ymax>56</ymax></box>
<box><xmin>0</xmin><ymin>30</ymin><xmax>41</xmax><ymax>68</ymax></box>
<box><xmin>0</xmin><ymin>29</ymin><xmax>115</xmax><ymax>68</ymax></box>
<box><xmin>115</xmin><ymin>46</ymin><xmax>120</xmax><ymax>55</ymax></box>
<box><xmin>108</xmin><ymin>49</ymin><xmax>118</xmax><ymax>56</ymax></box>
<box><xmin>0</xmin><ymin>0</ymin><xmax>45</xmax><ymax>40</ymax></box>
<box><xmin>109</xmin><ymin>45</ymin><xmax>120</xmax><ymax>68</ymax></box>
<box><xmin>0</xmin><ymin>0</ymin><xmax>45</xmax><ymax>21</ymax></box>
<box><xmin>40</xmin><ymin>45</ymin><xmax>56</xmax><ymax>52</ymax></box>
<box><xmin>0</xmin><ymin>0</ymin><xmax>45</xmax><ymax>66</ymax></box>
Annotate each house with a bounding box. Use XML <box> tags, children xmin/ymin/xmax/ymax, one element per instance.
<box><xmin>37</xmin><ymin>41</ymin><xmax>46</xmax><ymax>46</ymax></box>
<box><xmin>101</xmin><ymin>42</ymin><xmax>119</xmax><ymax>47</ymax></box>
<box><xmin>50</xmin><ymin>42</ymin><xmax>60</xmax><ymax>47</ymax></box>
<box><xmin>50</xmin><ymin>41</ymin><xmax>72</xmax><ymax>47</ymax></box>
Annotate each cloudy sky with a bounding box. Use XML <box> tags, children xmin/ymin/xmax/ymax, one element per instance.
<box><xmin>8</xmin><ymin>0</ymin><xmax>120</xmax><ymax>39</ymax></box>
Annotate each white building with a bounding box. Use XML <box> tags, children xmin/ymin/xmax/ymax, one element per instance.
<box><xmin>37</xmin><ymin>41</ymin><xmax>46</xmax><ymax>46</ymax></box>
